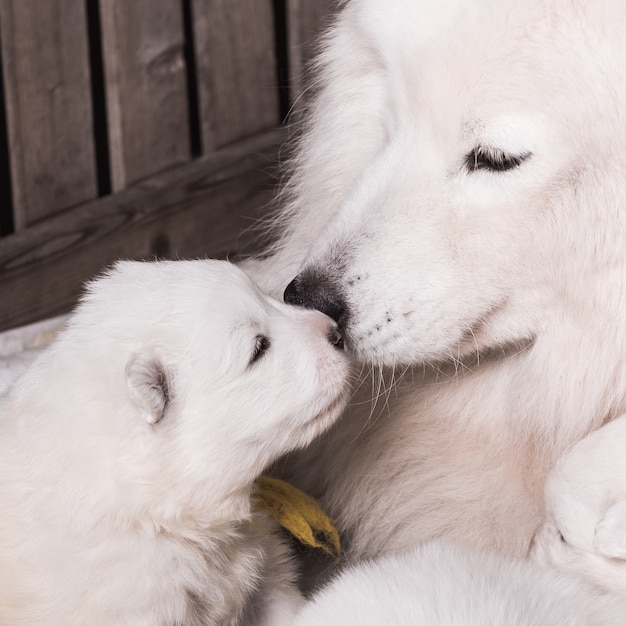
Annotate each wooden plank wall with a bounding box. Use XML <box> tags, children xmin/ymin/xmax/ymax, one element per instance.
<box><xmin>192</xmin><ymin>0</ymin><xmax>278</xmax><ymax>149</ymax></box>
<box><xmin>0</xmin><ymin>0</ymin><xmax>338</xmax><ymax>332</ymax></box>
<box><xmin>99</xmin><ymin>0</ymin><xmax>191</xmax><ymax>191</ymax></box>
<box><xmin>287</xmin><ymin>0</ymin><xmax>337</xmax><ymax>105</ymax></box>
<box><xmin>0</xmin><ymin>0</ymin><xmax>98</xmax><ymax>229</ymax></box>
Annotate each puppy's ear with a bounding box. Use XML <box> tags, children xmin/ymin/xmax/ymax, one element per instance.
<box><xmin>593</xmin><ymin>500</ymin><xmax>626</xmax><ymax>559</ymax></box>
<box><xmin>125</xmin><ymin>352</ymin><xmax>171</xmax><ymax>425</ymax></box>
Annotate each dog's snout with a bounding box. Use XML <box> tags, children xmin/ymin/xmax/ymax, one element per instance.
<box><xmin>284</xmin><ymin>272</ymin><xmax>347</xmax><ymax>328</ymax></box>
<box><xmin>283</xmin><ymin>276</ymin><xmax>304</xmax><ymax>307</ymax></box>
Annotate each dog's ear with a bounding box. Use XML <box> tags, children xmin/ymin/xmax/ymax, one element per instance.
<box><xmin>125</xmin><ymin>352</ymin><xmax>171</xmax><ymax>425</ymax></box>
<box><xmin>593</xmin><ymin>500</ymin><xmax>626</xmax><ymax>559</ymax></box>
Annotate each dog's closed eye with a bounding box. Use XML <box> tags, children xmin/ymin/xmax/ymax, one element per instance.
<box><xmin>249</xmin><ymin>335</ymin><xmax>270</xmax><ymax>365</ymax></box>
<box><xmin>465</xmin><ymin>145</ymin><xmax>531</xmax><ymax>173</ymax></box>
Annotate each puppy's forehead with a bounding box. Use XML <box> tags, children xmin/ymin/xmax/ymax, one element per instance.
<box><xmin>231</xmin><ymin>316</ymin><xmax>264</xmax><ymax>335</ymax></box>
<box><xmin>88</xmin><ymin>260</ymin><xmax>269</xmax><ymax>329</ymax></box>
<box><xmin>216</xmin><ymin>295</ymin><xmax>272</xmax><ymax>342</ymax></box>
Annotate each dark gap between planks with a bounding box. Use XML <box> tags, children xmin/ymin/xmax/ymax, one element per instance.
<box><xmin>181</xmin><ymin>0</ymin><xmax>202</xmax><ymax>157</ymax></box>
<box><xmin>272</xmin><ymin>0</ymin><xmax>291</xmax><ymax>122</ymax></box>
<box><xmin>0</xmin><ymin>30</ymin><xmax>14</xmax><ymax>237</ymax></box>
<box><xmin>85</xmin><ymin>0</ymin><xmax>112</xmax><ymax>197</ymax></box>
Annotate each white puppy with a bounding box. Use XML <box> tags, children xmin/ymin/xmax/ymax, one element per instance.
<box><xmin>0</xmin><ymin>260</ymin><xmax>350</xmax><ymax>626</ymax></box>
<box><xmin>532</xmin><ymin>415</ymin><xmax>626</xmax><ymax>594</ymax></box>
<box><xmin>293</xmin><ymin>541</ymin><xmax>626</xmax><ymax>625</ymax></box>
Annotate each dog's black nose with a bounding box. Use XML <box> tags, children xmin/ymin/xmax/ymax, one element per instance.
<box><xmin>284</xmin><ymin>272</ymin><xmax>347</xmax><ymax>327</ymax></box>
<box><xmin>283</xmin><ymin>276</ymin><xmax>306</xmax><ymax>307</ymax></box>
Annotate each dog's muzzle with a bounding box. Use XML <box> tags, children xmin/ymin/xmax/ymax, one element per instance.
<box><xmin>284</xmin><ymin>271</ymin><xmax>348</xmax><ymax>334</ymax></box>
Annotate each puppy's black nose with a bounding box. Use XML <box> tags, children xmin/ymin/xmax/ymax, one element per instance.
<box><xmin>284</xmin><ymin>272</ymin><xmax>347</xmax><ymax>327</ymax></box>
<box><xmin>327</xmin><ymin>327</ymin><xmax>344</xmax><ymax>351</ymax></box>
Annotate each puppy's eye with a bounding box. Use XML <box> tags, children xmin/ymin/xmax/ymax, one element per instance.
<box><xmin>558</xmin><ymin>529</ymin><xmax>567</xmax><ymax>544</ymax></box>
<box><xmin>250</xmin><ymin>335</ymin><xmax>270</xmax><ymax>365</ymax></box>
<box><xmin>465</xmin><ymin>146</ymin><xmax>531</xmax><ymax>173</ymax></box>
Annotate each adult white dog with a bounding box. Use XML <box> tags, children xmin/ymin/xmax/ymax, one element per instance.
<box><xmin>533</xmin><ymin>414</ymin><xmax>626</xmax><ymax>594</ymax></box>
<box><xmin>0</xmin><ymin>260</ymin><xmax>349</xmax><ymax>625</ymax></box>
<box><xmin>247</xmin><ymin>0</ymin><xmax>626</xmax><ymax>564</ymax></box>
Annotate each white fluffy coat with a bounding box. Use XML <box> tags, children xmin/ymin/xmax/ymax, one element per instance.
<box><xmin>247</xmin><ymin>0</ymin><xmax>626</xmax><ymax>564</ymax></box>
<box><xmin>533</xmin><ymin>414</ymin><xmax>626</xmax><ymax>594</ymax></box>
<box><xmin>294</xmin><ymin>541</ymin><xmax>626</xmax><ymax>625</ymax></box>
<box><xmin>0</xmin><ymin>260</ymin><xmax>349</xmax><ymax>625</ymax></box>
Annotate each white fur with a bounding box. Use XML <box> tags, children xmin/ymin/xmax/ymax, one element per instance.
<box><xmin>532</xmin><ymin>414</ymin><xmax>626</xmax><ymax>594</ymax></box>
<box><xmin>246</xmin><ymin>0</ymin><xmax>626</xmax><ymax>563</ymax></box>
<box><xmin>0</xmin><ymin>260</ymin><xmax>350</xmax><ymax>625</ymax></box>
<box><xmin>294</xmin><ymin>541</ymin><xmax>626</xmax><ymax>625</ymax></box>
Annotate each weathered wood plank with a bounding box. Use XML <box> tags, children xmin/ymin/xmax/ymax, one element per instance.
<box><xmin>192</xmin><ymin>0</ymin><xmax>279</xmax><ymax>150</ymax></box>
<box><xmin>0</xmin><ymin>128</ymin><xmax>284</xmax><ymax>332</ymax></box>
<box><xmin>0</xmin><ymin>0</ymin><xmax>97</xmax><ymax>229</ymax></box>
<box><xmin>99</xmin><ymin>0</ymin><xmax>190</xmax><ymax>191</ymax></box>
<box><xmin>287</xmin><ymin>0</ymin><xmax>337</xmax><ymax>104</ymax></box>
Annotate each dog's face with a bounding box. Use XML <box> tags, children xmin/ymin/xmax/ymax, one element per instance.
<box><xmin>282</xmin><ymin>0</ymin><xmax>626</xmax><ymax>367</ymax></box>
<box><xmin>73</xmin><ymin>260</ymin><xmax>349</xmax><ymax>511</ymax></box>
<box><xmin>531</xmin><ymin>417</ymin><xmax>626</xmax><ymax>592</ymax></box>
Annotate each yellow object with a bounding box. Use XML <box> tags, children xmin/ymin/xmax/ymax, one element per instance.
<box><xmin>254</xmin><ymin>475</ymin><xmax>341</xmax><ymax>558</ymax></box>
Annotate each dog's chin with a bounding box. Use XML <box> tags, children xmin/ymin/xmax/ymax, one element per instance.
<box><xmin>344</xmin><ymin>299</ymin><xmax>536</xmax><ymax>369</ymax></box>
<box><xmin>345</xmin><ymin>325</ymin><xmax>536</xmax><ymax>371</ymax></box>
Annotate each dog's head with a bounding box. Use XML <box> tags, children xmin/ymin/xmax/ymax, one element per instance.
<box><xmin>64</xmin><ymin>260</ymin><xmax>349</xmax><ymax>519</ymax></box>
<box><xmin>278</xmin><ymin>0</ymin><xmax>626</xmax><ymax>368</ymax></box>
<box><xmin>531</xmin><ymin>416</ymin><xmax>626</xmax><ymax>592</ymax></box>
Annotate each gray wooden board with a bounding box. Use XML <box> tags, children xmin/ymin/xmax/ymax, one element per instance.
<box><xmin>287</xmin><ymin>0</ymin><xmax>337</xmax><ymax>105</ymax></box>
<box><xmin>0</xmin><ymin>0</ymin><xmax>98</xmax><ymax>229</ymax></box>
<box><xmin>99</xmin><ymin>0</ymin><xmax>191</xmax><ymax>191</ymax></box>
<box><xmin>0</xmin><ymin>128</ymin><xmax>284</xmax><ymax>332</ymax></box>
<box><xmin>192</xmin><ymin>0</ymin><xmax>279</xmax><ymax>150</ymax></box>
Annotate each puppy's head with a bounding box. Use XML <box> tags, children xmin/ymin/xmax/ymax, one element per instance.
<box><xmin>531</xmin><ymin>416</ymin><xmax>626</xmax><ymax>592</ymax></box>
<box><xmin>71</xmin><ymin>260</ymin><xmax>350</xmax><ymax>519</ymax></box>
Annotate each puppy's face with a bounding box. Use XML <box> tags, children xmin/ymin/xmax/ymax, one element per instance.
<box><xmin>85</xmin><ymin>260</ymin><xmax>350</xmax><ymax>507</ymax></box>
<box><xmin>531</xmin><ymin>417</ymin><xmax>626</xmax><ymax>592</ymax></box>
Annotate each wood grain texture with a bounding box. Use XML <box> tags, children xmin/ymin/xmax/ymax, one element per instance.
<box><xmin>192</xmin><ymin>0</ymin><xmax>279</xmax><ymax>150</ymax></box>
<box><xmin>0</xmin><ymin>128</ymin><xmax>284</xmax><ymax>332</ymax></box>
<box><xmin>99</xmin><ymin>0</ymin><xmax>190</xmax><ymax>191</ymax></box>
<box><xmin>287</xmin><ymin>0</ymin><xmax>337</xmax><ymax>104</ymax></box>
<box><xmin>0</xmin><ymin>0</ymin><xmax>97</xmax><ymax>229</ymax></box>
